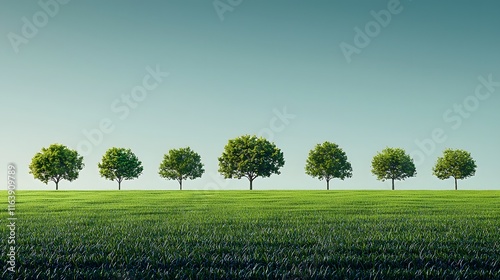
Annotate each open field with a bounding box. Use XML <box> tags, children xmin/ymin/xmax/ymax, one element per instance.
<box><xmin>2</xmin><ymin>191</ymin><xmax>500</xmax><ymax>279</ymax></box>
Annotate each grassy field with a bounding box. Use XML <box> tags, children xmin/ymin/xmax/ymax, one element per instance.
<box><xmin>2</xmin><ymin>191</ymin><xmax>500</xmax><ymax>279</ymax></box>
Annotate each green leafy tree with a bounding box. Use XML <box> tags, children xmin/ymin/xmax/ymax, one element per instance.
<box><xmin>218</xmin><ymin>135</ymin><xmax>285</xmax><ymax>190</ymax></box>
<box><xmin>371</xmin><ymin>147</ymin><xmax>416</xmax><ymax>190</ymax></box>
<box><xmin>158</xmin><ymin>147</ymin><xmax>205</xmax><ymax>190</ymax></box>
<box><xmin>305</xmin><ymin>141</ymin><xmax>353</xmax><ymax>190</ymax></box>
<box><xmin>29</xmin><ymin>144</ymin><xmax>84</xmax><ymax>190</ymax></box>
<box><xmin>98</xmin><ymin>147</ymin><xmax>143</xmax><ymax>190</ymax></box>
<box><xmin>433</xmin><ymin>149</ymin><xmax>476</xmax><ymax>190</ymax></box>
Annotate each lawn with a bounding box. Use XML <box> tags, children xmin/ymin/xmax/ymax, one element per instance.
<box><xmin>2</xmin><ymin>191</ymin><xmax>500</xmax><ymax>279</ymax></box>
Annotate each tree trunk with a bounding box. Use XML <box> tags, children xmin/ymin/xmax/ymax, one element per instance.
<box><xmin>249</xmin><ymin>178</ymin><xmax>253</xmax><ymax>191</ymax></box>
<box><xmin>118</xmin><ymin>181</ymin><xmax>121</xmax><ymax>191</ymax></box>
<box><xmin>55</xmin><ymin>181</ymin><xmax>59</xmax><ymax>191</ymax></box>
<box><xmin>326</xmin><ymin>180</ymin><xmax>330</xmax><ymax>191</ymax></box>
<box><xmin>179</xmin><ymin>179</ymin><xmax>183</xmax><ymax>191</ymax></box>
<box><xmin>454</xmin><ymin>177</ymin><xmax>457</xmax><ymax>190</ymax></box>
<box><xmin>391</xmin><ymin>179</ymin><xmax>395</xmax><ymax>190</ymax></box>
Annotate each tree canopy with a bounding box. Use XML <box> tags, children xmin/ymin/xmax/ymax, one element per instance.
<box><xmin>305</xmin><ymin>141</ymin><xmax>352</xmax><ymax>190</ymax></box>
<box><xmin>218</xmin><ymin>135</ymin><xmax>285</xmax><ymax>190</ymax></box>
<box><xmin>371</xmin><ymin>147</ymin><xmax>416</xmax><ymax>190</ymax></box>
<box><xmin>29</xmin><ymin>144</ymin><xmax>84</xmax><ymax>190</ymax></box>
<box><xmin>158</xmin><ymin>147</ymin><xmax>205</xmax><ymax>190</ymax></box>
<box><xmin>433</xmin><ymin>149</ymin><xmax>476</xmax><ymax>190</ymax></box>
<box><xmin>98</xmin><ymin>147</ymin><xmax>143</xmax><ymax>190</ymax></box>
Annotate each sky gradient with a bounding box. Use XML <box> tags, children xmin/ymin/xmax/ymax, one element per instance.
<box><xmin>2</xmin><ymin>0</ymin><xmax>500</xmax><ymax>191</ymax></box>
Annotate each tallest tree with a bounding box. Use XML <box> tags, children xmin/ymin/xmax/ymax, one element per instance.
<box><xmin>218</xmin><ymin>135</ymin><xmax>285</xmax><ymax>190</ymax></box>
<box><xmin>29</xmin><ymin>144</ymin><xmax>84</xmax><ymax>190</ymax></box>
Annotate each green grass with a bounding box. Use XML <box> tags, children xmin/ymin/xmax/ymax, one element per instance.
<box><xmin>2</xmin><ymin>191</ymin><xmax>500</xmax><ymax>279</ymax></box>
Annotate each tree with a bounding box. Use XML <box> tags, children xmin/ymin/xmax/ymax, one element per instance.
<box><xmin>305</xmin><ymin>141</ymin><xmax>352</xmax><ymax>190</ymax></box>
<box><xmin>218</xmin><ymin>135</ymin><xmax>285</xmax><ymax>190</ymax></box>
<box><xmin>98</xmin><ymin>147</ymin><xmax>143</xmax><ymax>190</ymax></box>
<box><xmin>371</xmin><ymin>147</ymin><xmax>416</xmax><ymax>190</ymax></box>
<box><xmin>433</xmin><ymin>149</ymin><xmax>476</xmax><ymax>190</ymax></box>
<box><xmin>158</xmin><ymin>147</ymin><xmax>205</xmax><ymax>190</ymax></box>
<box><xmin>29</xmin><ymin>144</ymin><xmax>84</xmax><ymax>190</ymax></box>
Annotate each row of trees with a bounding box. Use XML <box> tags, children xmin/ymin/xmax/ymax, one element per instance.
<box><xmin>29</xmin><ymin>135</ymin><xmax>477</xmax><ymax>191</ymax></box>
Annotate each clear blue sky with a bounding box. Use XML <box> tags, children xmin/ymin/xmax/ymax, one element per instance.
<box><xmin>2</xmin><ymin>0</ymin><xmax>499</xmax><ymax>190</ymax></box>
